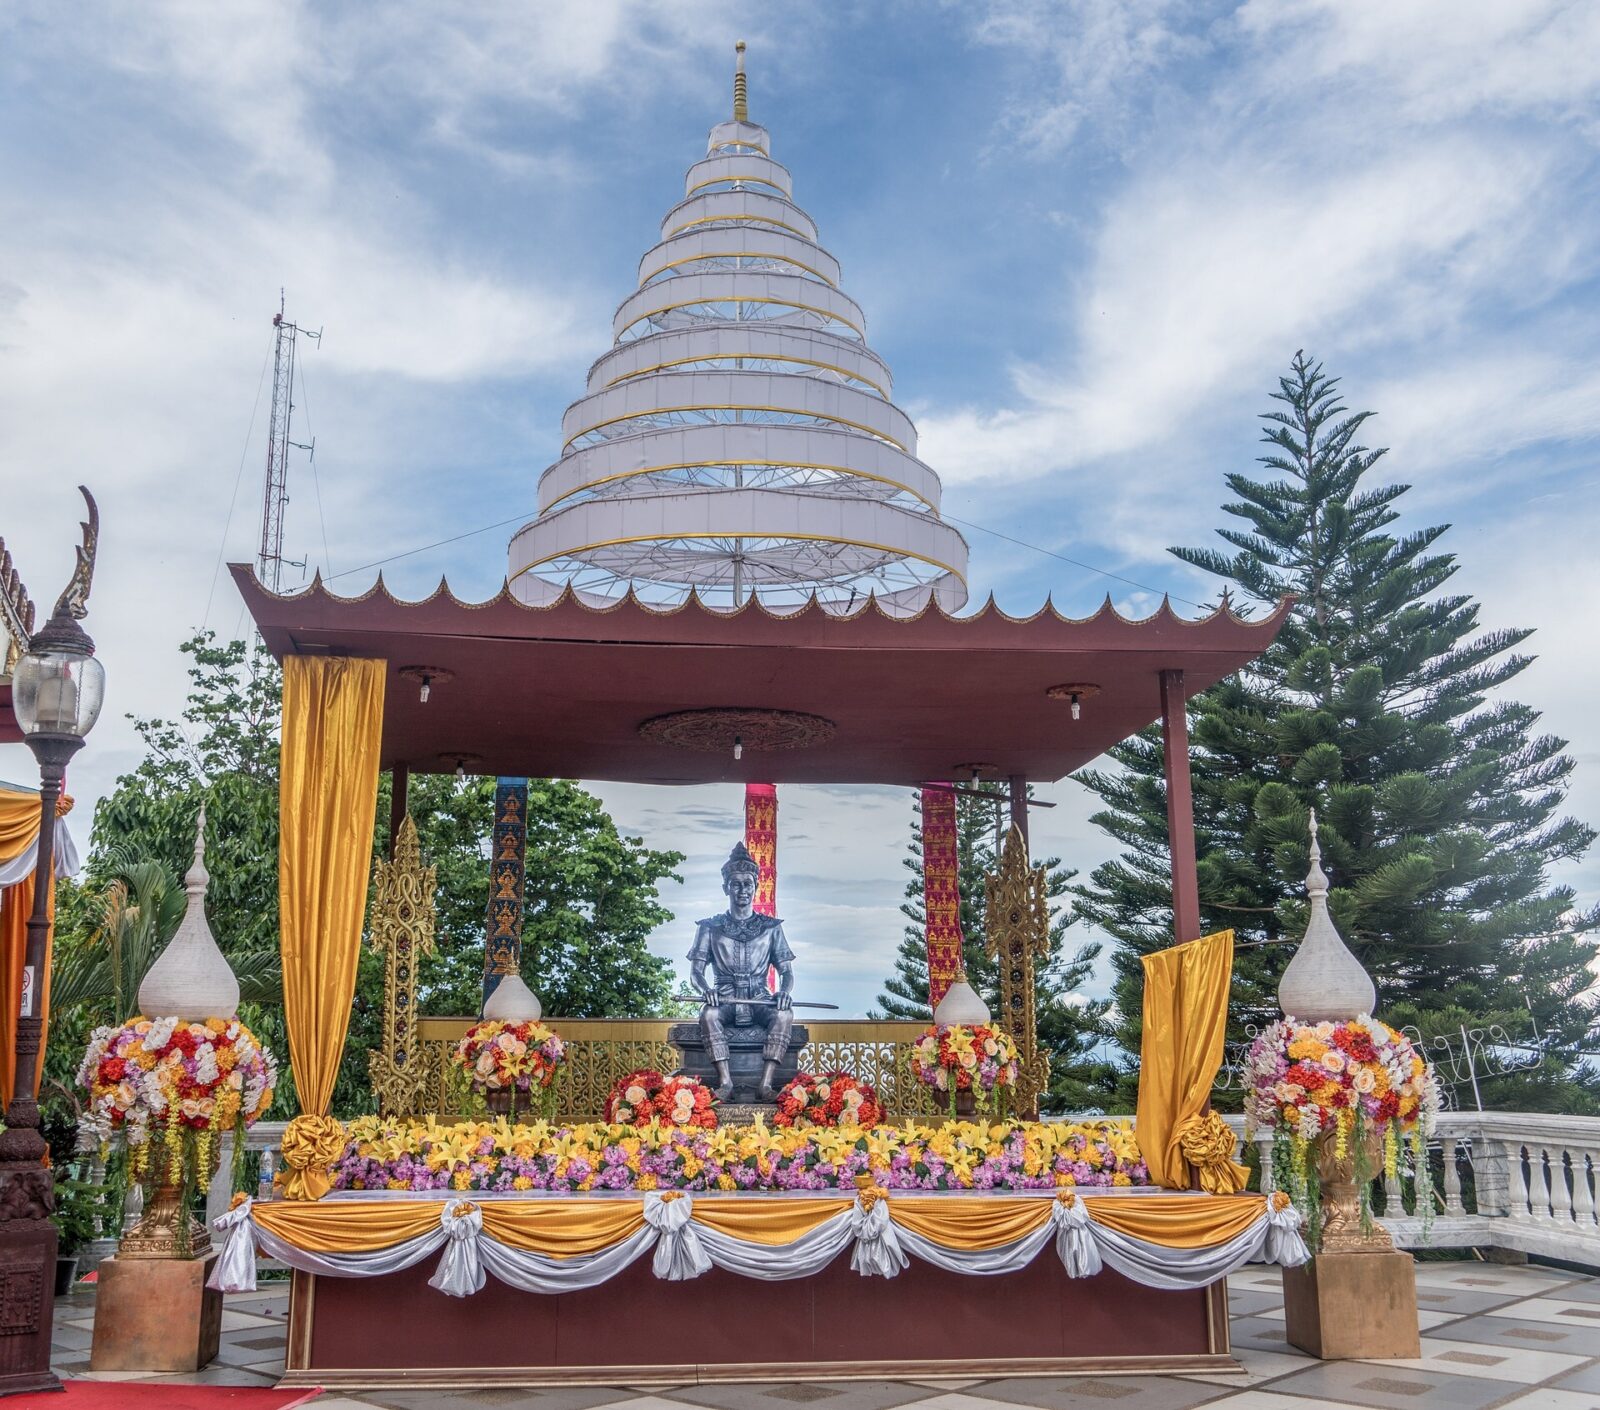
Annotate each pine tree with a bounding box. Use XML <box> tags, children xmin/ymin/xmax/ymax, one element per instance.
<box><xmin>1075</xmin><ymin>352</ymin><xmax>1598</xmax><ymax>1112</ymax></box>
<box><xmin>874</xmin><ymin>785</ymin><xmax>1114</xmax><ymax>1111</ymax></box>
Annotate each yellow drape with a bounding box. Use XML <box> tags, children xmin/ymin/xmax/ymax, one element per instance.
<box><xmin>479</xmin><ymin>1201</ymin><xmax>646</xmax><ymax>1257</ymax></box>
<box><xmin>0</xmin><ymin>789</ymin><xmax>70</xmax><ymax>1106</ymax></box>
<box><xmin>888</xmin><ymin>1197</ymin><xmax>1051</xmax><ymax>1250</ymax></box>
<box><xmin>1135</xmin><ymin>930</ymin><xmax>1248</xmax><ymax>1192</ymax></box>
<box><xmin>254</xmin><ymin>1199</ymin><xmax>443</xmax><ymax>1252</ymax></box>
<box><xmin>1084</xmin><ymin>1193</ymin><xmax>1264</xmax><ymax>1248</ymax></box>
<box><xmin>279</xmin><ymin>655</ymin><xmax>386</xmax><ymax>1117</ymax></box>
<box><xmin>690</xmin><ymin>1197</ymin><xmax>847</xmax><ymax>1246</ymax></box>
<box><xmin>249</xmin><ymin>1191</ymin><xmax>1272</xmax><ymax>1257</ymax></box>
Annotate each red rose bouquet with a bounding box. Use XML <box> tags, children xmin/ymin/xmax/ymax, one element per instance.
<box><xmin>774</xmin><ymin>1071</ymin><xmax>882</xmax><ymax>1128</ymax></box>
<box><xmin>606</xmin><ymin>1069</ymin><xmax>665</xmax><ymax>1125</ymax></box>
<box><xmin>654</xmin><ymin>1075</ymin><xmax>718</xmax><ymax>1130</ymax></box>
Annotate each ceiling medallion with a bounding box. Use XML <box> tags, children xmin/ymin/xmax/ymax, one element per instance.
<box><xmin>638</xmin><ymin>708</ymin><xmax>837</xmax><ymax>752</ymax></box>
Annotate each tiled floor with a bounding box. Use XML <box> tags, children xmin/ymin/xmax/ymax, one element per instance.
<box><xmin>47</xmin><ymin>1260</ymin><xmax>1600</xmax><ymax>1409</ymax></box>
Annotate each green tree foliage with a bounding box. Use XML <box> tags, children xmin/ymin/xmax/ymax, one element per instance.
<box><xmin>874</xmin><ymin>785</ymin><xmax>1114</xmax><ymax>1111</ymax></box>
<box><xmin>51</xmin><ymin>634</ymin><xmax>684</xmax><ymax>1120</ymax></box>
<box><xmin>1075</xmin><ymin>353</ymin><xmax>1598</xmax><ymax>1111</ymax></box>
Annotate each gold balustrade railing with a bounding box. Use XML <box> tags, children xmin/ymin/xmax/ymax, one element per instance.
<box><xmin>414</xmin><ymin>1017</ymin><xmax>943</xmax><ymax>1122</ymax></box>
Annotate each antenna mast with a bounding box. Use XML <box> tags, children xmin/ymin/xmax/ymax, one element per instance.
<box><xmin>258</xmin><ymin>291</ymin><xmax>321</xmax><ymax>591</ymax></box>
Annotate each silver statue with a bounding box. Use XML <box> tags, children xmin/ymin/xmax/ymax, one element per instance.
<box><xmin>688</xmin><ymin>842</ymin><xmax>795</xmax><ymax>1100</ymax></box>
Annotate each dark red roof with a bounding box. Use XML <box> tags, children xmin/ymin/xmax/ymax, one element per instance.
<box><xmin>231</xmin><ymin>565</ymin><xmax>1290</xmax><ymax>786</ymax></box>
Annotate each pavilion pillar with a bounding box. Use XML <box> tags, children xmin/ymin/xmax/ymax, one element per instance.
<box><xmin>481</xmin><ymin>777</ymin><xmax>528</xmax><ymax>1010</ymax></box>
<box><xmin>388</xmin><ymin>763</ymin><xmax>409</xmax><ymax>858</ymax></box>
<box><xmin>1007</xmin><ymin>774</ymin><xmax>1029</xmax><ymax>852</ymax></box>
<box><xmin>1160</xmin><ymin>669</ymin><xmax>1201</xmax><ymax>943</ymax></box>
<box><xmin>743</xmin><ymin>783</ymin><xmax>778</xmax><ymax>917</ymax></box>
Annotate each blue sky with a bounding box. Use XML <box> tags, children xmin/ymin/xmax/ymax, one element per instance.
<box><xmin>4</xmin><ymin>1</ymin><xmax>1599</xmax><ymax>1019</ymax></box>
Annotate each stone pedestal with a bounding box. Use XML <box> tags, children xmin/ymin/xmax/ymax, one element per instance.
<box><xmin>0</xmin><ymin>1204</ymin><xmax>61</xmax><ymax>1396</ymax></box>
<box><xmin>1283</xmin><ymin>1251</ymin><xmax>1420</xmax><ymax>1360</ymax></box>
<box><xmin>668</xmin><ymin>1021</ymin><xmax>808</xmax><ymax>1105</ymax></box>
<box><xmin>90</xmin><ymin>1252</ymin><xmax>223</xmax><ymax>1372</ymax></box>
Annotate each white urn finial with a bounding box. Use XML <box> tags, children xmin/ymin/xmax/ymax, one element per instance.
<box><xmin>138</xmin><ymin>805</ymin><xmax>241</xmax><ymax>1021</ymax></box>
<box><xmin>1276</xmin><ymin>809</ymin><xmax>1376</xmax><ymax>1022</ymax></box>
<box><xmin>933</xmin><ymin>968</ymin><xmax>991</xmax><ymax>1027</ymax></box>
<box><xmin>483</xmin><ymin>973</ymin><xmax>543</xmax><ymax>1023</ymax></box>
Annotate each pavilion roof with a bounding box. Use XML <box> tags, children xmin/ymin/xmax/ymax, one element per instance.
<box><xmin>231</xmin><ymin>565</ymin><xmax>1292</xmax><ymax>787</ymax></box>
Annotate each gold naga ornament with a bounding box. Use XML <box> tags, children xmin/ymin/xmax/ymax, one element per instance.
<box><xmin>984</xmin><ymin>824</ymin><xmax>1051</xmax><ymax>1120</ymax></box>
<box><xmin>368</xmin><ymin>815</ymin><xmax>437</xmax><ymax>1118</ymax></box>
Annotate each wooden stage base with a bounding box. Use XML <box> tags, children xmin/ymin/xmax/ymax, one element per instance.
<box><xmin>281</xmin><ymin>1253</ymin><xmax>1235</xmax><ymax>1389</ymax></box>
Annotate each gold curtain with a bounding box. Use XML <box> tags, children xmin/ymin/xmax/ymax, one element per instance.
<box><xmin>1135</xmin><ymin>929</ymin><xmax>1248</xmax><ymax>1192</ymax></box>
<box><xmin>0</xmin><ymin>788</ymin><xmax>70</xmax><ymax>1105</ymax></box>
<box><xmin>279</xmin><ymin>655</ymin><xmax>386</xmax><ymax>1117</ymax></box>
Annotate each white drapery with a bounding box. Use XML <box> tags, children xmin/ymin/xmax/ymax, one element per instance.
<box><xmin>209</xmin><ymin>1191</ymin><xmax>1308</xmax><ymax>1300</ymax></box>
<box><xmin>0</xmin><ymin>815</ymin><xmax>79</xmax><ymax>887</ymax></box>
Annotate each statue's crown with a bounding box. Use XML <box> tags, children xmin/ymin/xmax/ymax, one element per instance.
<box><xmin>722</xmin><ymin>840</ymin><xmax>761</xmax><ymax>881</ymax></box>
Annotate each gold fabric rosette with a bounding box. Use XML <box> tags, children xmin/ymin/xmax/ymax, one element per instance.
<box><xmin>280</xmin><ymin>1114</ymin><xmax>348</xmax><ymax>1201</ymax></box>
<box><xmin>1175</xmin><ymin>1110</ymin><xmax>1249</xmax><ymax>1195</ymax></box>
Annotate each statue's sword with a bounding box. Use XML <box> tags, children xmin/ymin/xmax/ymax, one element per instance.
<box><xmin>674</xmin><ymin>990</ymin><xmax>839</xmax><ymax>1010</ymax></box>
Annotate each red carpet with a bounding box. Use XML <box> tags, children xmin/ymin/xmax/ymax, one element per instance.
<box><xmin>7</xmin><ymin>1383</ymin><xmax>322</xmax><ymax>1408</ymax></box>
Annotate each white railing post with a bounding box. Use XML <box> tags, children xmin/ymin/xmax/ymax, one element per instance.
<box><xmin>1574</xmin><ymin>1150</ymin><xmax>1597</xmax><ymax>1227</ymax></box>
<box><xmin>1508</xmin><ymin>1141</ymin><xmax>1534</xmax><ymax>1220</ymax></box>
<box><xmin>1551</xmin><ymin>1146</ymin><xmax>1576</xmax><ymax>1225</ymax></box>
<box><xmin>1440</xmin><ymin>1133</ymin><xmax>1465</xmax><ymax>1216</ymax></box>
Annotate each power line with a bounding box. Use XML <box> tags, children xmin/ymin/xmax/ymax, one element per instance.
<box><xmin>942</xmin><ymin>514</ymin><xmax>1212</xmax><ymax>614</ymax></box>
<box><xmin>320</xmin><ymin>507</ymin><xmax>1219</xmax><ymax>613</ymax></box>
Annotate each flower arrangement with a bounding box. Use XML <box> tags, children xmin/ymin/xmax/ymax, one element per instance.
<box><xmin>331</xmin><ymin>1116</ymin><xmax>1148</xmax><ymax>1195</ymax></box>
<box><xmin>453</xmin><ymin>1019</ymin><xmax>566</xmax><ymax>1119</ymax></box>
<box><xmin>774</xmin><ymin>1071</ymin><xmax>882</xmax><ymax>1128</ymax></box>
<box><xmin>911</xmin><ymin>1024</ymin><xmax>1021</xmax><ymax>1114</ymax></box>
<box><xmin>1244</xmin><ymin>1014</ymin><xmax>1439</xmax><ymax>1237</ymax></box>
<box><xmin>604</xmin><ymin>1070</ymin><xmax>718</xmax><ymax>1129</ymax></box>
<box><xmin>78</xmin><ymin>1016</ymin><xmax>277</xmax><ymax>1217</ymax></box>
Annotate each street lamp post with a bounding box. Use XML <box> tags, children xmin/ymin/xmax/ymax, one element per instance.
<box><xmin>0</xmin><ymin>489</ymin><xmax>102</xmax><ymax>1396</ymax></box>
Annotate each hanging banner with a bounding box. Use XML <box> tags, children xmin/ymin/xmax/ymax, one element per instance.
<box><xmin>743</xmin><ymin>783</ymin><xmax>778</xmax><ymax>917</ymax></box>
<box><xmin>482</xmin><ymin>778</ymin><xmax>528</xmax><ymax>1009</ymax></box>
<box><xmin>744</xmin><ymin>783</ymin><xmax>779</xmax><ymax>993</ymax></box>
<box><xmin>921</xmin><ymin>783</ymin><xmax>964</xmax><ymax>1009</ymax></box>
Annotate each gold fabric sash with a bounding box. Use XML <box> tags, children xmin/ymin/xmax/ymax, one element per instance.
<box><xmin>247</xmin><ymin>1191</ymin><xmax>1270</xmax><ymax>1258</ymax></box>
<box><xmin>1135</xmin><ymin>929</ymin><xmax>1236</xmax><ymax>1190</ymax></box>
<box><xmin>690</xmin><ymin>1197</ymin><xmax>848</xmax><ymax>1246</ymax></box>
<box><xmin>1083</xmin><ymin>1193</ymin><xmax>1264</xmax><ymax>1248</ymax></box>
<box><xmin>279</xmin><ymin>655</ymin><xmax>385</xmax><ymax>1120</ymax></box>
<box><xmin>888</xmin><ymin>1197</ymin><xmax>1052</xmax><ymax>1250</ymax></box>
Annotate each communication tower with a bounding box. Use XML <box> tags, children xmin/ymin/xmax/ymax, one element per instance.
<box><xmin>258</xmin><ymin>292</ymin><xmax>321</xmax><ymax>592</ymax></box>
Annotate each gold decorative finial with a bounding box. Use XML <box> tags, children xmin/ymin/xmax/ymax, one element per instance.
<box><xmin>733</xmin><ymin>40</ymin><xmax>748</xmax><ymax>123</ymax></box>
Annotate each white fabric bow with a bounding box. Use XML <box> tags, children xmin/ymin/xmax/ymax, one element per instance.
<box><xmin>1263</xmin><ymin>1199</ymin><xmax>1310</xmax><ymax>1267</ymax></box>
<box><xmin>645</xmin><ymin>1192</ymin><xmax>712</xmax><ymax>1281</ymax></box>
<box><xmin>429</xmin><ymin>1199</ymin><xmax>486</xmax><ymax>1297</ymax></box>
<box><xmin>207</xmin><ymin>1196</ymin><xmax>257</xmax><ymax>1292</ymax></box>
<box><xmin>1051</xmin><ymin>1195</ymin><xmax>1103</xmax><ymax>1279</ymax></box>
<box><xmin>850</xmin><ymin>1191</ymin><xmax>908</xmax><ymax>1278</ymax></box>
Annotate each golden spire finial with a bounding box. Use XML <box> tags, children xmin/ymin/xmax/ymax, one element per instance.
<box><xmin>733</xmin><ymin>40</ymin><xmax>749</xmax><ymax>123</ymax></box>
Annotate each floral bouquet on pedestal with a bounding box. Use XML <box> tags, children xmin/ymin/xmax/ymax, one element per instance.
<box><xmin>604</xmin><ymin>1070</ymin><xmax>718</xmax><ymax>1129</ymax></box>
<box><xmin>912</xmin><ymin>1023</ymin><xmax>1020</xmax><ymax>1117</ymax></box>
<box><xmin>79</xmin><ymin>1016</ymin><xmax>277</xmax><ymax>1253</ymax></box>
<box><xmin>1244</xmin><ymin>1014</ymin><xmax>1439</xmax><ymax>1244</ymax></box>
<box><xmin>453</xmin><ymin>1019</ymin><xmax>566</xmax><ymax>1120</ymax></box>
<box><xmin>774</xmin><ymin>1072</ymin><xmax>882</xmax><ymax>1128</ymax></box>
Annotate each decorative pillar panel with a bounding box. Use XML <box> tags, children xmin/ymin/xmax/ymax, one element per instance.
<box><xmin>984</xmin><ymin>824</ymin><xmax>1052</xmax><ymax>1119</ymax></box>
<box><xmin>482</xmin><ymin>778</ymin><xmax>528</xmax><ymax>1008</ymax></box>
<box><xmin>920</xmin><ymin>783</ymin><xmax>965</xmax><ymax>1009</ymax></box>
<box><xmin>743</xmin><ymin>783</ymin><xmax>778</xmax><ymax>916</ymax></box>
<box><xmin>368</xmin><ymin>815</ymin><xmax>436</xmax><ymax>1118</ymax></box>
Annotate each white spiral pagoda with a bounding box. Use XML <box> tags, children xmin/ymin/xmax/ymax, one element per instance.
<box><xmin>508</xmin><ymin>44</ymin><xmax>969</xmax><ymax>615</ymax></box>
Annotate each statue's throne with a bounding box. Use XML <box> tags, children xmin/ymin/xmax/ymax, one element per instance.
<box><xmin>668</xmin><ymin>1020</ymin><xmax>809</xmax><ymax>1106</ymax></box>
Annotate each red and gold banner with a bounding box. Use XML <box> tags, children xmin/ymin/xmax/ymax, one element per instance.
<box><xmin>921</xmin><ymin>783</ymin><xmax>964</xmax><ymax>1008</ymax></box>
<box><xmin>743</xmin><ymin>783</ymin><xmax>778</xmax><ymax>917</ymax></box>
<box><xmin>744</xmin><ymin>782</ymin><xmax>779</xmax><ymax>994</ymax></box>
